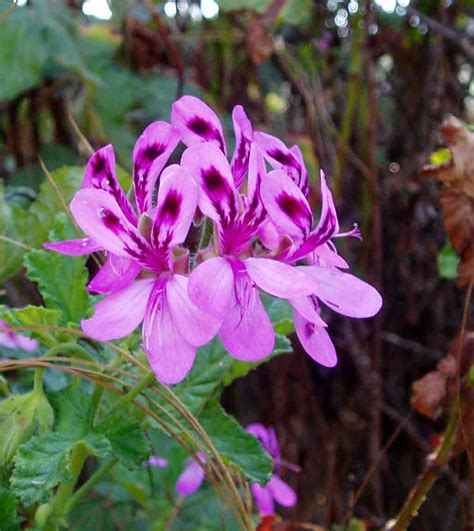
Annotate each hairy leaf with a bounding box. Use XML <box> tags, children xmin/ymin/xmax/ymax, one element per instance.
<box><xmin>0</xmin><ymin>488</ymin><xmax>22</xmax><ymax>531</ymax></box>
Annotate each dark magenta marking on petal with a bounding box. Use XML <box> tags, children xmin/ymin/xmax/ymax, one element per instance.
<box><xmin>160</xmin><ymin>191</ymin><xmax>181</xmax><ymax>222</ymax></box>
<box><xmin>203</xmin><ymin>167</ymin><xmax>228</xmax><ymax>194</ymax></box>
<box><xmin>92</xmin><ymin>154</ymin><xmax>106</xmax><ymax>174</ymax></box>
<box><xmin>305</xmin><ymin>321</ymin><xmax>315</xmax><ymax>338</ymax></box>
<box><xmin>276</xmin><ymin>193</ymin><xmax>311</xmax><ymax>227</ymax></box>
<box><xmin>143</xmin><ymin>144</ymin><xmax>165</xmax><ymax>161</ymax></box>
<box><xmin>268</xmin><ymin>149</ymin><xmax>294</xmax><ymax>166</ymax></box>
<box><xmin>188</xmin><ymin>117</ymin><xmax>225</xmax><ymax>152</ymax></box>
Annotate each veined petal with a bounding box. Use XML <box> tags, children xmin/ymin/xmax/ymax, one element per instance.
<box><xmin>171</xmin><ymin>95</ymin><xmax>226</xmax><ymax>154</ymax></box>
<box><xmin>133</xmin><ymin>121</ymin><xmax>181</xmax><ymax>213</ymax></box>
<box><xmin>166</xmin><ymin>274</ymin><xmax>220</xmax><ymax>347</ymax></box>
<box><xmin>260</xmin><ymin>170</ymin><xmax>312</xmax><ymax>241</ymax></box>
<box><xmin>294</xmin><ymin>310</ymin><xmax>337</xmax><ymax>367</ymax></box>
<box><xmin>71</xmin><ymin>189</ymin><xmax>151</xmax><ymax>260</ymax></box>
<box><xmin>290</xmin><ymin>295</ymin><xmax>327</xmax><ymax>327</ymax></box>
<box><xmin>230</xmin><ymin>105</ymin><xmax>253</xmax><ymax>188</ymax></box>
<box><xmin>309</xmin><ymin>171</ymin><xmax>339</xmax><ymax>247</ymax></box>
<box><xmin>290</xmin><ymin>144</ymin><xmax>309</xmax><ymax>196</ymax></box>
<box><xmin>245</xmin><ymin>258</ymin><xmax>317</xmax><ymax>298</ymax></box>
<box><xmin>151</xmin><ymin>165</ymin><xmax>198</xmax><ymax>249</ymax></box>
<box><xmin>246</xmin><ymin>143</ymin><xmax>265</xmax><ymax>218</ymax></box>
<box><xmin>251</xmin><ymin>483</ymin><xmax>274</xmax><ymax>515</ymax></box>
<box><xmin>300</xmin><ymin>265</ymin><xmax>383</xmax><ymax>318</ymax></box>
<box><xmin>176</xmin><ymin>454</ymin><xmax>206</xmax><ymax>496</ymax></box>
<box><xmin>143</xmin><ymin>284</ymin><xmax>197</xmax><ymax>384</ymax></box>
<box><xmin>88</xmin><ymin>255</ymin><xmax>141</xmax><ymax>294</ymax></box>
<box><xmin>308</xmin><ymin>243</ymin><xmax>349</xmax><ymax>269</ymax></box>
<box><xmin>220</xmin><ymin>272</ymin><xmax>274</xmax><ymax>361</ymax></box>
<box><xmin>267</xmin><ymin>475</ymin><xmax>297</xmax><ymax>507</ymax></box>
<box><xmin>254</xmin><ymin>131</ymin><xmax>306</xmax><ymax>192</ymax></box>
<box><xmin>188</xmin><ymin>257</ymin><xmax>235</xmax><ymax>319</ymax></box>
<box><xmin>81</xmin><ymin>279</ymin><xmax>153</xmax><ymax>340</ymax></box>
<box><xmin>82</xmin><ymin>145</ymin><xmax>136</xmax><ymax>224</ymax></box>
<box><xmin>181</xmin><ymin>144</ymin><xmax>239</xmax><ymax>226</ymax></box>
<box><xmin>43</xmin><ymin>237</ymin><xmax>101</xmax><ymax>256</ymax></box>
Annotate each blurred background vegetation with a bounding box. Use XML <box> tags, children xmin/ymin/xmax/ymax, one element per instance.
<box><xmin>0</xmin><ymin>0</ymin><xmax>473</xmax><ymax>529</ymax></box>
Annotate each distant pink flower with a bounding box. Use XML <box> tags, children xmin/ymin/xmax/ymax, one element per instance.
<box><xmin>0</xmin><ymin>320</ymin><xmax>38</xmax><ymax>353</ymax></box>
<box><xmin>175</xmin><ymin>451</ymin><xmax>206</xmax><ymax>496</ymax></box>
<box><xmin>247</xmin><ymin>423</ymin><xmax>299</xmax><ymax>515</ymax></box>
<box><xmin>148</xmin><ymin>455</ymin><xmax>169</xmax><ymax>468</ymax></box>
<box><xmin>260</xmin><ymin>170</ymin><xmax>382</xmax><ymax>367</ymax></box>
<box><xmin>174</xmin><ymin>98</ymin><xmax>318</xmax><ymax>361</ymax></box>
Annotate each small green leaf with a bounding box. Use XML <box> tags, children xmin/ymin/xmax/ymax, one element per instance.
<box><xmin>262</xmin><ymin>294</ymin><xmax>295</xmax><ymax>335</ymax></box>
<box><xmin>25</xmin><ymin>214</ymin><xmax>91</xmax><ymax>323</ymax></box>
<box><xmin>437</xmin><ymin>243</ymin><xmax>460</xmax><ymax>279</ymax></box>
<box><xmin>0</xmin><ymin>390</ymin><xmax>54</xmax><ymax>465</ymax></box>
<box><xmin>95</xmin><ymin>413</ymin><xmax>150</xmax><ymax>469</ymax></box>
<box><xmin>198</xmin><ymin>400</ymin><xmax>272</xmax><ymax>485</ymax></box>
<box><xmin>0</xmin><ymin>488</ymin><xmax>22</xmax><ymax>531</ymax></box>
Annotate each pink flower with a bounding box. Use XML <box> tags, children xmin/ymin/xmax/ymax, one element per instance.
<box><xmin>148</xmin><ymin>455</ymin><xmax>169</xmax><ymax>468</ymax></box>
<box><xmin>175</xmin><ymin>451</ymin><xmax>206</xmax><ymax>496</ymax></box>
<box><xmin>63</xmin><ymin>164</ymin><xmax>219</xmax><ymax>384</ymax></box>
<box><xmin>260</xmin><ymin>169</ymin><xmax>383</xmax><ymax>367</ymax></box>
<box><xmin>246</xmin><ymin>423</ymin><xmax>299</xmax><ymax>515</ymax></box>
<box><xmin>174</xmin><ymin>99</ymin><xmax>317</xmax><ymax>362</ymax></box>
<box><xmin>0</xmin><ymin>320</ymin><xmax>38</xmax><ymax>353</ymax></box>
<box><xmin>44</xmin><ymin>122</ymin><xmax>180</xmax><ymax>293</ymax></box>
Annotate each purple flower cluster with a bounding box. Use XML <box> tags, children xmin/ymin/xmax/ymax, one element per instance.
<box><xmin>45</xmin><ymin>96</ymin><xmax>382</xmax><ymax>384</ymax></box>
<box><xmin>0</xmin><ymin>320</ymin><xmax>38</xmax><ymax>353</ymax></box>
<box><xmin>174</xmin><ymin>424</ymin><xmax>299</xmax><ymax>515</ymax></box>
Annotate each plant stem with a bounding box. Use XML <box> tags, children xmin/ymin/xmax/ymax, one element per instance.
<box><xmin>107</xmin><ymin>371</ymin><xmax>156</xmax><ymax>415</ymax></box>
<box><xmin>387</xmin><ymin>403</ymin><xmax>461</xmax><ymax>530</ymax></box>
<box><xmin>63</xmin><ymin>458</ymin><xmax>117</xmax><ymax>515</ymax></box>
<box><xmin>43</xmin><ymin>342</ymin><xmax>94</xmax><ymax>361</ymax></box>
<box><xmin>33</xmin><ymin>367</ymin><xmax>44</xmax><ymax>394</ymax></box>
<box><xmin>51</xmin><ymin>443</ymin><xmax>88</xmax><ymax>523</ymax></box>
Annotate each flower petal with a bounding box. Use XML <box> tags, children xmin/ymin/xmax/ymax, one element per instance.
<box><xmin>143</xmin><ymin>284</ymin><xmax>197</xmax><ymax>384</ymax></box>
<box><xmin>43</xmin><ymin>237</ymin><xmax>101</xmax><ymax>256</ymax></box>
<box><xmin>151</xmin><ymin>165</ymin><xmax>198</xmax><ymax>249</ymax></box>
<box><xmin>71</xmin><ymin>188</ymin><xmax>151</xmax><ymax>260</ymax></box>
<box><xmin>246</xmin><ymin>423</ymin><xmax>272</xmax><ymax>454</ymax></box>
<box><xmin>301</xmin><ymin>265</ymin><xmax>383</xmax><ymax>318</ymax></box>
<box><xmin>133</xmin><ymin>121</ymin><xmax>181</xmax><ymax>213</ymax></box>
<box><xmin>245</xmin><ymin>257</ymin><xmax>317</xmax><ymax>298</ymax></box>
<box><xmin>230</xmin><ymin>105</ymin><xmax>253</xmax><ymax>188</ymax></box>
<box><xmin>293</xmin><ymin>310</ymin><xmax>337</xmax><ymax>367</ymax></box>
<box><xmin>148</xmin><ymin>456</ymin><xmax>168</xmax><ymax>468</ymax></box>
<box><xmin>188</xmin><ymin>256</ymin><xmax>235</xmax><ymax>319</ymax></box>
<box><xmin>307</xmin><ymin>171</ymin><xmax>339</xmax><ymax>247</ymax></box>
<box><xmin>181</xmin><ymin>144</ymin><xmax>239</xmax><ymax>226</ymax></box>
<box><xmin>254</xmin><ymin>131</ymin><xmax>306</xmax><ymax>193</ymax></box>
<box><xmin>267</xmin><ymin>475</ymin><xmax>297</xmax><ymax>508</ymax></box>
<box><xmin>81</xmin><ymin>279</ymin><xmax>153</xmax><ymax>340</ymax></box>
<box><xmin>251</xmin><ymin>483</ymin><xmax>274</xmax><ymax>515</ymax></box>
<box><xmin>82</xmin><ymin>145</ymin><xmax>136</xmax><ymax>224</ymax></box>
<box><xmin>308</xmin><ymin>243</ymin><xmax>349</xmax><ymax>269</ymax></box>
<box><xmin>260</xmin><ymin>170</ymin><xmax>312</xmax><ymax>241</ymax></box>
<box><xmin>166</xmin><ymin>274</ymin><xmax>220</xmax><ymax>347</ymax></box>
<box><xmin>290</xmin><ymin>295</ymin><xmax>327</xmax><ymax>327</ymax></box>
<box><xmin>14</xmin><ymin>335</ymin><xmax>39</xmax><ymax>353</ymax></box>
<box><xmin>220</xmin><ymin>272</ymin><xmax>274</xmax><ymax>361</ymax></box>
<box><xmin>88</xmin><ymin>255</ymin><xmax>141</xmax><ymax>294</ymax></box>
<box><xmin>171</xmin><ymin>95</ymin><xmax>226</xmax><ymax>154</ymax></box>
<box><xmin>176</xmin><ymin>456</ymin><xmax>206</xmax><ymax>496</ymax></box>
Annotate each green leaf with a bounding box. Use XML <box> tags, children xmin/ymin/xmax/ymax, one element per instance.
<box><xmin>10</xmin><ymin>385</ymin><xmax>149</xmax><ymax>505</ymax></box>
<box><xmin>0</xmin><ymin>0</ymin><xmax>86</xmax><ymax>102</ymax></box>
<box><xmin>0</xmin><ymin>488</ymin><xmax>22</xmax><ymax>531</ymax></box>
<box><xmin>198</xmin><ymin>400</ymin><xmax>272</xmax><ymax>485</ymax></box>
<box><xmin>0</xmin><ymin>166</ymin><xmax>83</xmax><ymax>283</ymax></box>
<box><xmin>25</xmin><ymin>214</ymin><xmax>91</xmax><ymax>323</ymax></box>
<box><xmin>95</xmin><ymin>413</ymin><xmax>150</xmax><ymax>469</ymax></box>
<box><xmin>0</xmin><ymin>305</ymin><xmax>63</xmax><ymax>347</ymax></box>
<box><xmin>437</xmin><ymin>243</ymin><xmax>460</xmax><ymax>279</ymax></box>
<box><xmin>0</xmin><ymin>390</ymin><xmax>54</xmax><ymax>466</ymax></box>
<box><xmin>217</xmin><ymin>0</ymin><xmax>272</xmax><ymax>14</ymax></box>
